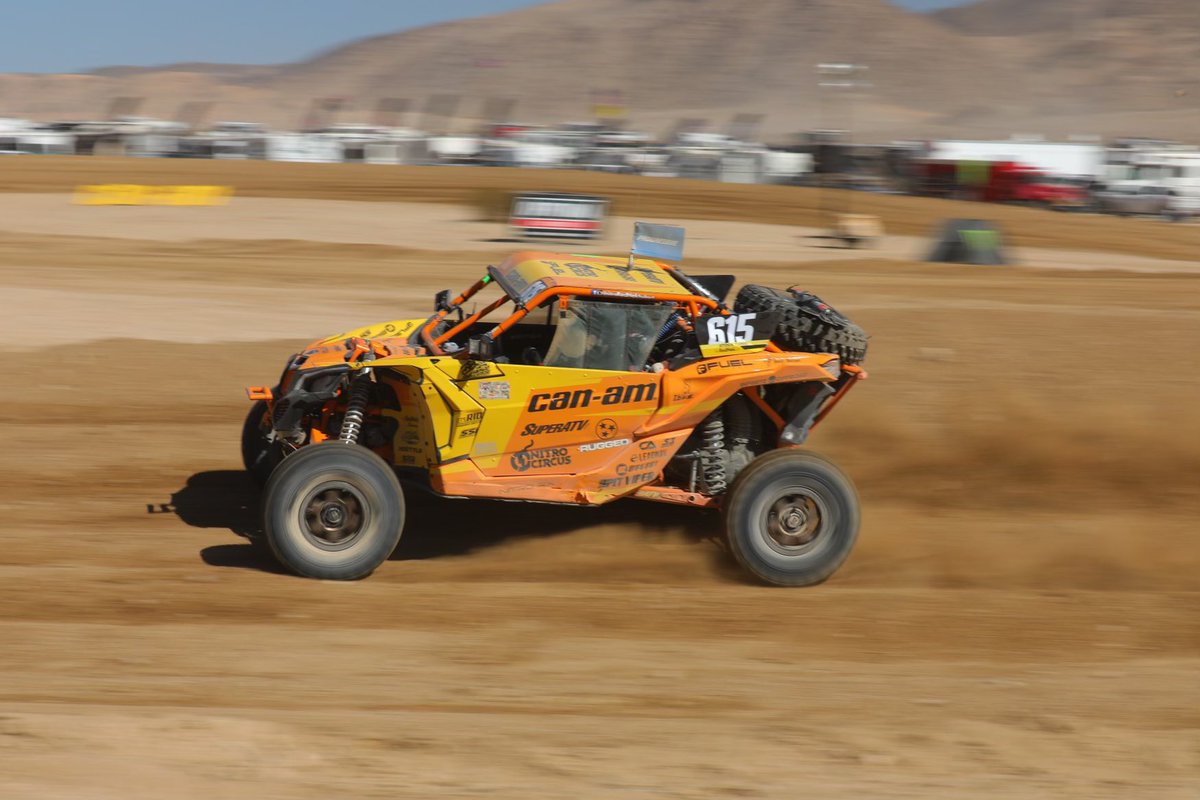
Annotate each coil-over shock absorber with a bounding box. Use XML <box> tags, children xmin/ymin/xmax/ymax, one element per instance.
<box><xmin>338</xmin><ymin>370</ymin><xmax>371</xmax><ymax>444</ymax></box>
<box><xmin>698</xmin><ymin>412</ymin><xmax>727</xmax><ymax>495</ymax></box>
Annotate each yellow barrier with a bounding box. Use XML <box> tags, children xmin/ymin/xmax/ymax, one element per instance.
<box><xmin>74</xmin><ymin>185</ymin><xmax>234</xmax><ymax>206</ymax></box>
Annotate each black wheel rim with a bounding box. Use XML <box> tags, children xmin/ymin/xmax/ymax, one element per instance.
<box><xmin>761</xmin><ymin>488</ymin><xmax>829</xmax><ymax>556</ymax></box>
<box><xmin>298</xmin><ymin>481</ymin><xmax>368</xmax><ymax>550</ymax></box>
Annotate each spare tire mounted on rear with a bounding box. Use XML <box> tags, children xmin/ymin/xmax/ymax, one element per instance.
<box><xmin>733</xmin><ymin>284</ymin><xmax>868</xmax><ymax>364</ymax></box>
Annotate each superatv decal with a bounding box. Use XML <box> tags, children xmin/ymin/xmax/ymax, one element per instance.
<box><xmin>510</xmin><ymin>440</ymin><xmax>571</xmax><ymax>472</ymax></box>
<box><xmin>527</xmin><ymin>383</ymin><xmax>656</xmax><ymax>412</ymax></box>
<box><xmin>521</xmin><ymin>420</ymin><xmax>588</xmax><ymax>436</ymax></box>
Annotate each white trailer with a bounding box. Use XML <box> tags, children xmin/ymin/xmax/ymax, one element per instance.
<box><xmin>925</xmin><ymin>139</ymin><xmax>1106</xmax><ymax>181</ymax></box>
<box><xmin>265</xmin><ymin>133</ymin><xmax>343</xmax><ymax>163</ymax></box>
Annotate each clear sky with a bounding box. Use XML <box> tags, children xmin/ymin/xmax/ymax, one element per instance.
<box><xmin>0</xmin><ymin>0</ymin><xmax>975</xmax><ymax>74</ymax></box>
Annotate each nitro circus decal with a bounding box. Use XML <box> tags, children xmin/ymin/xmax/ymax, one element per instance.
<box><xmin>521</xmin><ymin>420</ymin><xmax>588</xmax><ymax>436</ymax></box>
<box><xmin>579</xmin><ymin>438</ymin><xmax>631</xmax><ymax>453</ymax></box>
<box><xmin>527</xmin><ymin>383</ymin><xmax>657</xmax><ymax>412</ymax></box>
<box><xmin>510</xmin><ymin>440</ymin><xmax>572</xmax><ymax>472</ymax></box>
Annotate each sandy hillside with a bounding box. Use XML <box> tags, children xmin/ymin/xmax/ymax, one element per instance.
<box><xmin>0</xmin><ymin>160</ymin><xmax>1197</xmax><ymax>798</ymax></box>
<box><xmin>1</xmin><ymin>0</ymin><xmax>1198</xmax><ymax>139</ymax></box>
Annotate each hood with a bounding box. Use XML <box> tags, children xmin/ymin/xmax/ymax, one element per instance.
<box><xmin>291</xmin><ymin>317</ymin><xmax>429</xmax><ymax>371</ymax></box>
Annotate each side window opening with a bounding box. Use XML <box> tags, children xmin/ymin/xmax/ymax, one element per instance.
<box><xmin>544</xmin><ymin>299</ymin><xmax>672</xmax><ymax>372</ymax></box>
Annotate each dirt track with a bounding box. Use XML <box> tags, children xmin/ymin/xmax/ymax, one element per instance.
<box><xmin>1</xmin><ymin>162</ymin><xmax>1197</xmax><ymax>798</ymax></box>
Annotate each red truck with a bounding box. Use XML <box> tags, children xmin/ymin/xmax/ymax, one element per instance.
<box><xmin>911</xmin><ymin>159</ymin><xmax>1086</xmax><ymax>207</ymax></box>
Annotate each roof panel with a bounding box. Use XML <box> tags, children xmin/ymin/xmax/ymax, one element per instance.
<box><xmin>494</xmin><ymin>251</ymin><xmax>693</xmax><ymax>301</ymax></box>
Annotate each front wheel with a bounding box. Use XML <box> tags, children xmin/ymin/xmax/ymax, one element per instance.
<box><xmin>722</xmin><ymin>449</ymin><xmax>859</xmax><ymax>587</ymax></box>
<box><xmin>263</xmin><ymin>442</ymin><xmax>405</xmax><ymax>580</ymax></box>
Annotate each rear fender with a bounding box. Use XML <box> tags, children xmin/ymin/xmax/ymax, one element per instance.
<box><xmin>642</xmin><ymin>351</ymin><xmax>838</xmax><ymax>436</ymax></box>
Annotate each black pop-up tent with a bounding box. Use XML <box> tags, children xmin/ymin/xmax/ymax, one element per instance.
<box><xmin>927</xmin><ymin>219</ymin><xmax>1009</xmax><ymax>265</ymax></box>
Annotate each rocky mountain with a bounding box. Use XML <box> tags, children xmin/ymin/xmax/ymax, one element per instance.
<box><xmin>0</xmin><ymin>0</ymin><xmax>1195</xmax><ymax>140</ymax></box>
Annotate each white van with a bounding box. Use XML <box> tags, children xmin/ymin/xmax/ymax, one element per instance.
<box><xmin>1120</xmin><ymin>151</ymin><xmax>1200</xmax><ymax>218</ymax></box>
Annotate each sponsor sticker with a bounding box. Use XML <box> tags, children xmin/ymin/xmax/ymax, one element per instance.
<box><xmin>590</xmin><ymin>289</ymin><xmax>655</xmax><ymax>300</ymax></box>
<box><xmin>510</xmin><ymin>440</ymin><xmax>572</xmax><ymax>472</ymax></box>
<box><xmin>579</xmin><ymin>438</ymin><xmax>631</xmax><ymax>453</ymax></box>
<box><xmin>521</xmin><ymin>420</ymin><xmax>588</xmax><ymax>436</ymax></box>
<box><xmin>696</xmin><ymin>358</ymin><xmax>752</xmax><ymax>375</ymax></box>
<box><xmin>599</xmin><ymin>471</ymin><xmax>657</xmax><ymax>489</ymax></box>
<box><xmin>479</xmin><ymin>380</ymin><xmax>510</xmax><ymax>400</ymax></box>
<box><xmin>528</xmin><ymin>383</ymin><xmax>657</xmax><ymax>412</ymax></box>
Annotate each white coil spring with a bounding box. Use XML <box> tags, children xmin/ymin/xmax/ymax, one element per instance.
<box><xmin>338</xmin><ymin>373</ymin><xmax>371</xmax><ymax>444</ymax></box>
<box><xmin>699</xmin><ymin>414</ymin><xmax>726</xmax><ymax>494</ymax></box>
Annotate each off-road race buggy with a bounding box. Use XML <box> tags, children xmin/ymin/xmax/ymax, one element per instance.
<box><xmin>243</xmin><ymin>224</ymin><xmax>868</xmax><ymax>586</ymax></box>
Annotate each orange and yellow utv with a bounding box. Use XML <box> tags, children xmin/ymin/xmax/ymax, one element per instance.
<box><xmin>244</xmin><ymin>225</ymin><xmax>868</xmax><ymax>586</ymax></box>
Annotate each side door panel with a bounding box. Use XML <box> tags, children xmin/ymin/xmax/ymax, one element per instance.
<box><xmin>469</xmin><ymin>365</ymin><xmax>662</xmax><ymax>477</ymax></box>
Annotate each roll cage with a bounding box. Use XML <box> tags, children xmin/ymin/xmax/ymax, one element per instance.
<box><xmin>417</xmin><ymin>262</ymin><xmax>726</xmax><ymax>360</ymax></box>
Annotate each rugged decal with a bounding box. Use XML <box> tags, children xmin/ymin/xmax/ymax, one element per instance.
<box><xmin>579</xmin><ymin>438</ymin><xmax>631</xmax><ymax>453</ymax></box>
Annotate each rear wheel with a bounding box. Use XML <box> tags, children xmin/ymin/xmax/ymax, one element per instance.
<box><xmin>263</xmin><ymin>442</ymin><xmax>405</xmax><ymax>580</ymax></box>
<box><xmin>722</xmin><ymin>449</ymin><xmax>859</xmax><ymax>586</ymax></box>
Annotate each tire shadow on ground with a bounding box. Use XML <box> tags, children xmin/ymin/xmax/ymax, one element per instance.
<box><xmin>170</xmin><ymin>469</ymin><xmax>726</xmax><ymax>576</ymax></box>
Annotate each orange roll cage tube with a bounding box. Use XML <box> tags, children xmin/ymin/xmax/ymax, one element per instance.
<box><xmin>743</xmin><ymin>388</ymin><xmax>785</xmax><ymax>432</ymax></box>
<box><xmin>422</xmin><ymin>280</ymin><xmax>721</xmax><ymax>355</ymax></box>
<box><xmin>811</xmin><ymin>365</ymin><xmax>867</xmax><ymax>430</ymax></box>
<box><xmin>418</xmin><ymin>275</ymin><xmax>489</xmax><ymax>354</ymax></box>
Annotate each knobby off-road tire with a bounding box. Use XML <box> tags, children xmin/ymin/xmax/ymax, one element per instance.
<box><xmin>241</xmin><ymin>400</ymin><xmax>279</xmax><ymax>487</ymax></box>
<box><xmin>262</xmin><ymin>442</ymin><xmax>405</xmax><ymax>580</ymax></box>
<box><xmin>722</xmin><ymin>449</ymin><xmax>859</xmax><ymax>587</ymax></box>
<box><xmin>734</xmin><ymin>284</ymin><xmax>868</xmax><ymax>365</ymax></box>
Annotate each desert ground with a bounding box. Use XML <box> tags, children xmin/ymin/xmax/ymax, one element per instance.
<box><xmin>1</xmin><ymin>159</ymin><xmax>1197</xmax><ymax>798</ymax></box>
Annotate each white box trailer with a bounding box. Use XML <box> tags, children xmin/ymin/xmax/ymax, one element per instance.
<box><xmin>510</xmin><ymin>192</ymin><xmax>608</xmax><ymax>239</ymax></box>
<box><xmin>925</xmin><ymin>140</ymin><xmax>1106</xmax><ymax>181</ymax></box>
<box><xmin>265</xmin><ymin>133</ymin><xmax>343</xmax><ymax>163</ymax></box>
